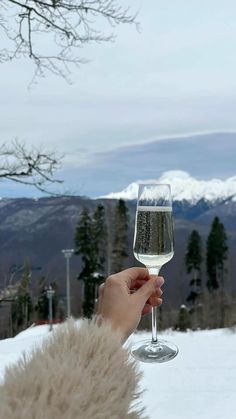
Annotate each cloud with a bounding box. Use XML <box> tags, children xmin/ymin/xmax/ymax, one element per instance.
<box><xmin>1</xmin><ymin>0</ymin><xmax>236</xmax><ymax>183</ymax></box>
<box><xmin>1</xmin><ymin>129</ymin><xmax>236</xmax><ymax>199</ymax></box>
<box><xmin>57</xmin><ymin>132</ymin><xmax>236</xmax><ymax>197</ymax></box>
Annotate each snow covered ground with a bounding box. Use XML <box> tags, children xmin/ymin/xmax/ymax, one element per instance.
<box><xmin>130</xmin><ymin>329</ymin><xmax>236</xmax><ymax>419</ymax></box>
<box><xmin>0</xmin><ymin>325</ymin><xmax>236</xmax><ymax>419</ymax></box>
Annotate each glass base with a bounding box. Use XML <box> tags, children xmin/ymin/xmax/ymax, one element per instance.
<box><xmin>131</xmin><ymin>339</ymin><xmax>179</xmax><ymax>363</ymax></box>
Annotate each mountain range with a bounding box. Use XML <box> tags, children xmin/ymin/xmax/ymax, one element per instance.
<box><xmin>0</xmin><ymin>181</ymin><xmax>235</xmax><ymax>314</ymax></box>
<box><xmin>102</xmin><ymin>170</ymin><xmax>236</xmax><ymax>203</ymax></box>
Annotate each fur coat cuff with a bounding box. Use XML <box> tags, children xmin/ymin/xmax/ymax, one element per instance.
<box><xmin>0</xmin><ymin>318</ymin><xmax>145</xmax><ymax>419</ymax></box>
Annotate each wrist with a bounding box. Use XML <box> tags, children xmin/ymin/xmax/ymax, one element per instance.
<box><xmin>95</xmin><ymin>315</ymin><xmax>127</xmax><ymax>343</ymax></box>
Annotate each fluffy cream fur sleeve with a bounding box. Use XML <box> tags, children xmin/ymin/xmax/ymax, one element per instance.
<box><xmin>0</xmin><ymin>319</ymin><xmax>145</xmax><ymax>419</ymax></box>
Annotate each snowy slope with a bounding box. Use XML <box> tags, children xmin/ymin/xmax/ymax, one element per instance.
<box><xmin>101</xmin><ymin>171</ymin><xmax>236</xmax><ymax>204</ymax></box>
<box><xmin>0</xmin><ymin>324</ymin><xmax>236</xmax><ymax>419</ymax></box>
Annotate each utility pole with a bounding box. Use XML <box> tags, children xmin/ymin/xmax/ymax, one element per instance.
<box><xmin>47</xmin><ymin>286</ymin><xmax>55</xmax><ymax>332</ymax></box>
<box><xmin>61</xmin><ymin>249</ymin><xmax>74</xmax><ymax>318</ymax></box>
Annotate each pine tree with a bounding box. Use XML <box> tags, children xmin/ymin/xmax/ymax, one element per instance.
<box><xmin>185</xmin><ymin>230</ymin><xmax>202</xmax><ymax>302</ymax></box>
<box><xmin>75</xmin><ymin>208</ymin><xmax>95</xmax><ymax>278</ymax></box>
<box><xmin>35</xmin><ymin>283</ymin><xmax>48</xmax><ymax>321</ymax></box>
<box><xmin>74</xmin><ymin>206</ymin><xmax>107</xmax><ymax>318</ymax></box>
<box><xmin>75</xmin><ymin>208</ymin><xmax>94</xmax><ymax>317</ymax></box>
<box><xmin>206</xmin><ymin>217</ymin><xmax>228</xmax><ymax>292</ymax></box>
<box><xmin>35</xmin><ymin>278</ymin><xmax>58</xmax><ymax>321</ymax></box>
<box><xmin>111</xmin><ymin>199</ymin><xmax>129</xmax><ymax>274</ymax></box>
<box><xmin>206</xmin><ymin>217</ymin><xmax>228</xmax><ymax>327</ymax></box>
<box><xmin>177</xmin><ymin>305</ymin><xmax>191</xmax><ymax>332</ymax></box>
<box><xmin>185</xmin><ymin>230</ymin><xmax>203</xmax><ymax>329</ymax></box>
<box><xmin>12</xmin><ymin>262</ymin><xmax>32</xmax><ymax>333</ymax></box>
<box><xmin>92</xmin><ymin>204</ymin><xmax>107</xmax><ymax>275</ymax></box>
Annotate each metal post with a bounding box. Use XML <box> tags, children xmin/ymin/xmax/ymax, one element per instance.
<box><xmin>49</xmin><ymin>293</ymin><xmax>53</xmax><ymax>332</ymax></box>
<box><xmin>62</xmin><ymin>249</ymin><xmax>74</xmax><ymax>318</ymax></box>
<box><xmin>66</xmin><ymin>256</ymin><xmax>70</xmax><ymax>318</ymax></box>
<box><xmin>47</xmin><ymin>287</ymin><xmax>55</xmax><ymax>332</ymax></box>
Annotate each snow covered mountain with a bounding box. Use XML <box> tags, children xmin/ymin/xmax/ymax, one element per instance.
<box><xmin>102</xmin><ymin>171</ymin><xmax>236</xmax><ymax>204</ymax></box>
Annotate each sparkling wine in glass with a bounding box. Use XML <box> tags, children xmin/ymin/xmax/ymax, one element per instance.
<box><xmin>131</xmin><ymin>183</ymin><xmax>179</xmax><ymax>363</ymax></box>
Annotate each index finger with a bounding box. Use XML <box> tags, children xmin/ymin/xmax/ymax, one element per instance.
<box><xmin>113</xmin><ymin>267</ymin><xmax>149</xmax><ymax>289</ymax></box>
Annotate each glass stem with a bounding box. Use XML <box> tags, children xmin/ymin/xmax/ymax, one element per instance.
<box><xmin>148</xmin><ymin>267</ymin><xmax>160</xmax><ymax>345</ymax></box>
<box><xmin>152</xmin><ymin>306</ymin><xmax>158</xmax><ymax>343</ymax></box>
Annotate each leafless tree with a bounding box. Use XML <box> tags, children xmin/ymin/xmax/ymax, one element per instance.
<box><xmin>0</xmin><ymin>139</ymin><xmax>63</xmax><ymax>193</ymax></box>
<box><xmin>0</xmin><ymin>0</ymin><xmax>137</xmax><ymax>81</ymax></box>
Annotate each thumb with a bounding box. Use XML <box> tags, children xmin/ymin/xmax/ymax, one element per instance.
<box><xmin>134</xmin><ymin>276</ymin><xmax>164</xmax><ymax>306</ymax></box>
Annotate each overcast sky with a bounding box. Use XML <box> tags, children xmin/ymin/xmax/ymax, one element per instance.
<box><xmin>1</xmin><ymin>0</ymin><xmax>236</xmax><ymax>195</ymax></box>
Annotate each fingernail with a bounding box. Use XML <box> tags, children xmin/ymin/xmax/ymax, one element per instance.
<box><xmin>155</xmin><ymin>277</ymin><xmax>164</xmax><ymax>288</ymax></box>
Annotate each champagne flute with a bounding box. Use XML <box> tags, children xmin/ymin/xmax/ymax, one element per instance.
<box><xmin>131</xmin><ymin>183</ymin><xmax>178</xmax><ymax>363</ymax></box>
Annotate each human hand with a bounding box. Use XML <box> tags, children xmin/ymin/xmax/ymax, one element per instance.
<box><xmin>97</xmin><ymin>267</ymin><xmax>164</xmax><ymax>341</ymax></box>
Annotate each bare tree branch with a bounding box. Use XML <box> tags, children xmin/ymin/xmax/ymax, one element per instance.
<box><xmin>0</xmin><ymin>139</ymin><xmax>63</xmax><ymax>194</ymax></box>
<box><xmin>0</xmin><ymin>0</ymin><xmax>138</xmax><ymax>82</ymax></box>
